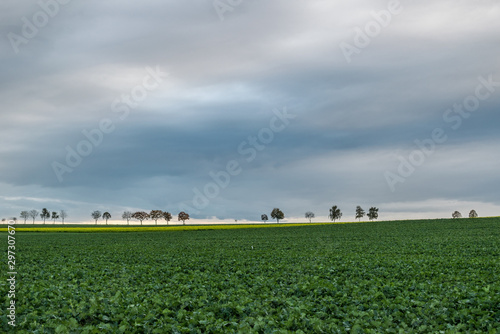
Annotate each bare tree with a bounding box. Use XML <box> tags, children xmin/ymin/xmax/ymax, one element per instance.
<box><xmin>29</xmin><ymin>210</ymin><xmax>39</xmax><ymax>224</ymax></box>
<box><xmin>163</xmin><ymin>211</ymin><xmax>172</xmax><ymax>225</ymax></box>
<box><xmin>132</xmin><ymin>211</ymin><xmax>149</xmax><ymax>225</ymax></box>
<box><xmin>305</xmin><ymin>211</ymin><xmax>315</xmax><ymax>223</ymax></box>
<box><xmin>367</xmin><ymin>207</ymin><xmax>379</xmax><ymax>221</ymax></box>
<box><xmin>178</xmin><ymin>211</ymin><xmax>190</xmax><ymax>225</ymax></box>
<box><xmin>20</xmin><ymin>211</ymin><xmax>29</xmax><ymax>224</ymax></box>
<box><xmin>60</xmin><ymin>210</ymin><xmax>67</xmax><ymax>224</ymax></box>
<box><xmin>355</xmin><ymin>206</ymin><xmax>365</xmax><ymax>221</ymax></box>
<box><xmin>150</xmin><ymin>210</ymin><xmax>164</xmax><ymax>225</ymax></box>
<box><xmin>271</xmin><ymin>208</ymin><xmax>284</xmax><ymax>223</ymax></box>
<box><xmin>40</xmin><ymin>208</ymin><xmax>50</xmax><ymax>224</ymax></box>
<box><xmin>122</xmin><ymin>211</ymin><xmax>132</xmax><ymax>225</ymax></box>
<box><xmin>329</xmin><ymin>205</ymin><xmax>342</xmax><ymax>222</ymax></box>
<box><xmin>103</xmin><ymin>212</ymin><xmax>111</xmax><ymax>225</ymax></box>
<box><xmin>261</xmin><ymin>214</ymin><xmax>268</xmax><ymax>223</ymax></box>
<box><xmin>469</xmin><ymin>210</ymin><xmax>478</xmax><ymax>218</ymax></box>
<box><xmin>51</xmin><ymin>211</ymin><xmax>60</xmax><ymax>223</ymax></box>
<box><xmin>452</xmin><ymin>211</ymin><xmax>462</xmax><ymax>219</ymax></box>
<box><xmin>91</xmin><ymin>210</ymin><xmax>102</xmax><ymax>224</ymax></box>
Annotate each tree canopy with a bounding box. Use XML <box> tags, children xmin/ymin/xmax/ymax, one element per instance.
<box><xmin>150</xmin><ymin>210</ymin><xmax>164</xmax><ymax>225</ymax></box>
<box><xmin>271</xmin><ymin>208</ymin><xmax>284</xmax><ymax>223</ymax></box>
<box><xmin>40</xmin><ymin>208</ymin><xmax>50</xmax><ymax>224</ymax></box>
<box><xmin>103</xmin><ymin>212</ymin><xmax>111</xmax><ymax>225</ymax></box>
<box><xmin>367</xmin><ymin>207</ymin><xmax>379</xmax><ymax>221</ymax></box>
<box><xmin>91</xmin><ymin>210</ymin><xmax>102</xmax><ymax>224</ymax></box>
<box><xmin>163</xmin><ymin>211</ymin><xmax>173</xmax><ymax>225</ymax></box>
<box><xmin>329</xmin><ymin>206</ymin><xmax>342</xmax><ymax>222</ymax></box>
<box><xmin>355</xmin><ymin>206</ymin><xmax>365</xmax><ymax>221</ymax></box>
<box><xmin>132</xmin><ymin>211</ymin><xmax>150</xmax><ymax>225</ymax></box>
<box><xmin>178</xmin><ymin>212</ymin><xmax>190</xmax><ymax>225</ymax></box>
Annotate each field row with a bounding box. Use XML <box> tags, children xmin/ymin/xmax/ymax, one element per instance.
<box><xmin>1</xmin><ymin>218</ymin><xmax>499</xmax><ymax>333</ymax></box>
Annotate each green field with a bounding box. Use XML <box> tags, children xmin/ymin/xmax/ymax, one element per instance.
<box><xmin>2</xmin><ymin>218</ymin><xmax>499</xmax><ymax>333</ymax></box>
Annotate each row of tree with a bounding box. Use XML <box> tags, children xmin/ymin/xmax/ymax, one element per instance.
<box><xmin>260</xmin><ymin>206</ymin><xmax>380</xmax><ymax>223</ymax></box>
<box><xmin>91</xmin><ymin>210</ymin><xmax>190</xmax><ymax>225</ymax></box>
<box><xmin>11</xmin><ymin>209</ymin><xmax>189</xmax><ymax>225</ymax></box>
<box><xmin>260</xmin><ymin>208</ymin><xmax>285</xmax><ymax>223</ymax></box>
<box><xmin>10</xmin><ymin>207</ymin><xmax>480</xmax><ymax>225</ymax></box>
<box><xmin>17</xmin><ymin>209</ymin><xmax>68</xmax><ymax>224</ymax></box>
<box><xmin>452</xmin><ymin>210</ymin><xmax>478</xmax><ymax>218</ymax></box>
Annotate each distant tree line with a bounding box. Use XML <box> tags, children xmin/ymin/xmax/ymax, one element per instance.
<box><xmin>90</xmin><ymin>210</ymin><xmax>187</xmax><ymax>225</ymax></box>
<box><xmin>6</xmin><ymin>207</ymin><xmax>482</xmax><ymax>224</ymax></box>
<box><xmin>261</xmin><ymin>205</ymin><xmax>380</xmax><ymax>224</ymax></box>
<box><xmin>16</xmin><ymin>209</ymin><xmax>67</xmax><ymax>224</ymax></box>
<box><xmin>453</xmin><ymin>210</ymin><xmax>478</xmax><ymax>219</ymax></box>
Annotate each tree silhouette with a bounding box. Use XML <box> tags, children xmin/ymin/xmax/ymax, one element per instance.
<box><xmin>178</xmin><ymin>212</ymin><xmax>190</xmax><ymax>225</ymax></box>
<box><xmin>261</xmin><ymin>214</ymin><xmax>268</xmax><ymax>223</ymax></box>
<box><xmin>271</xmin><ymin>208</ymin><xmax>284</xmax><ymax>223</ymax></box>
<box><xmin>51</xmin><ymin>211</ymin><xmax>60</xmax><ymax>223</ymax></box>
<box><xmin>20</xmin><ymin>211</ymin><xmax>29</xmax><ymax>224</ymax></box>
<box><xmin>329</xmin><ymin>206</ymin><xmax>342</xmax><ymax>222</ymax></box>
<box><xmin>60</xmin><ymin>210</ymin><xmax>67</xmax><ymax>224</ymax></box>
<box><xmin>103</xmin><ymin>212</ymin><xmax>111</xmax><ymax>225</ymax></box>
<box><xmin>355</xmin><ymin>206</ymin><xmax>365</xmax><ymax>221</ymax></box>
<box><xmin>452</xmin><ymin>211</ymin><xmax>462</xmax><ymax>219</ymax></box>
<box><xmin>132</xmin><ymin>211</ymin><xmax>149</xmax><ymax>225</ymax></box>
<box><xmin>305</xmin><ymin>211</ymin><xmax>315</xmax><ymax>223</ymax></box>
<box><xmin>40</xmin><ymin>208</ymin><xmax>50</xmax><ymax>224</ymax></box>
<box><xmin>150</xmin><ymin>210</ymin><xmax>164</xmax><ymax>225</ymax></box>
<box><xmin>29</xmin><ymin>210</ymin><xmax>38</xmax><ymax>224</ymax></box>
<box><xmin>91</xmin><ymin>210</ymin><xmax>102</xmax><ymax>224</ymax></box>
<box><xmin>163</xmin><ymin>211</ymin><xmax>172</xmax><ymax>225</ymax></box>
<box><xmin>122</xmin><ymin>211</ymin><xmax>132</xmax><ymax>225</ymax></box>
<box><xmin>367</xmin><ymin>207</ymin><xmax>379</xmax><ymax>221</ymax></box>
<box><xmin>469</xmin><ymin>210</ymin><xmax>478</xmax><ymax>218</ymax></box>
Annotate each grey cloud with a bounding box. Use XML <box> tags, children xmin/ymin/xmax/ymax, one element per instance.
<box><xmin>1</xmin><ymin>0</ymin><xmax>499</xmax><ymax>221</ymax></box>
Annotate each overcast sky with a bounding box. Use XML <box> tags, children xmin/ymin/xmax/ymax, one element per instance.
<box><xmin>1</xmin><ymin>0</ymin><xmax>499</xmax><ymax>223</ymax></box>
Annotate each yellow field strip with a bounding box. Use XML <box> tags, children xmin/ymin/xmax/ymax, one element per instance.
<box><xmin>8</xmin><ymin>217</ymin><xmax>497</xmax><ymax>233</ymax></box>
<box><xmin>14</xmin><ymin>222</ymin><xmax>361</xmax><ymax>233</ymax></box>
